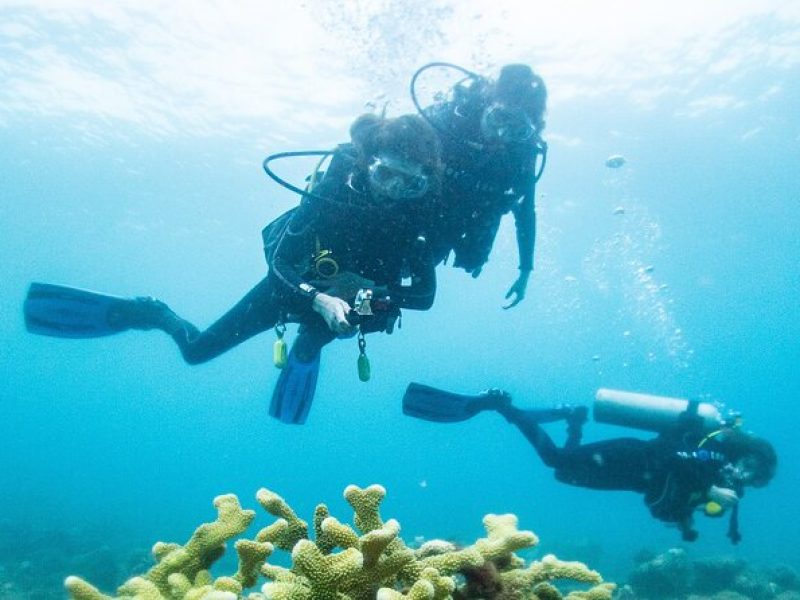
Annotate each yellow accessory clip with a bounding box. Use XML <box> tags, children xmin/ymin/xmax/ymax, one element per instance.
<box><xmin>704</xmin><ymin>501</ymin><xmax>725</xmax><ymax>517</ymax></box>
<box><xmin>273</xmin><ymin>323</ymin><xmax>287</xmax><ymax>369</ymax></box>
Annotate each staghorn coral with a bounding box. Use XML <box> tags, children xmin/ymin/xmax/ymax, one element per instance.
<box><xmin>64</xmin><ymin>484</ymin><xmax>612</xmax><ymax>600</ymax></box>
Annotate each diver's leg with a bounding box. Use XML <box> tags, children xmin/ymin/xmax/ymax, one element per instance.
<box><xmin>291</xmin><ymin>318</ymin><xmax>337</xmax><ymax>362</ymax></box>
<box><xmin>496</xmin><ymin>404</ymin><xmax>588</xmax><ymax>466</ymax></box>
<box><xmin>173</xmin><ymin>278</ymin><xmax>282</xmax><ymax>364</ymax></box>
<box><xmin>498</xmin><ymin>406</ymin><xmax>564</xmax><ymax>468</ymax></box>
<box><xmin>564</xmin><ymin>406</ymin><xmax>589</xmax><ymax>448</ymax></box>
<box><xmin>109</xmin><ymin>277</ymin><xmax>280</xmax><ymax>364</ymax></box>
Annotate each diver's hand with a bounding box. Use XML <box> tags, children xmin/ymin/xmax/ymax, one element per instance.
<box><xmin>503</xmin><ymin>270</ymin><xmax>531</xmax><ymax>309</ymax></box>
<box><xmin>708</xmin><ymin>485</ymin><xmax>739</xmax><ymax>508</ymax></box>
<box><xmin>312</xmin><ymin>293</ymin><xmax>353</xmax><ymax>335</ymax></box>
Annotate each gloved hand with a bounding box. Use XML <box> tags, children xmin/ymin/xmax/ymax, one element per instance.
<box><xmin>503</xmin><ymin>270</ymin><xmax>531</xmax><ymax>309</ymax></box>
<box><xmin>312</xmin><ymin>293</ymin><xmax>353</xmax><ymax>335</ymax></box>
<box><xmin>708</xmin><ymin>485</ymin><xmax>740</xmax><ymax>508</ymax></box>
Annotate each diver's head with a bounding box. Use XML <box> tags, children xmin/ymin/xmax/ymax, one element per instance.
<box><xmin>350</xmin><ymin>113</ymin><xmax>442</xmax><ymax>202</ymax></box>
<box><xmin>719</xmin><ymin>429</ymin><xmax>777</xmax><ymax>488</ymax></box>
<box><xmin>481</xmin><ymin>64</ymin><xmax>547</xmax><ymax>145</ymax></box>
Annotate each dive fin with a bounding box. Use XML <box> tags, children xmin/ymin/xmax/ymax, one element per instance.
<box><xmin>269</xmin><ymin>349</ymin><xmax>321</xmax><ymax>425</ymax></box>
<box><xmin>24</xmin><ymin>282</ymin><xmax>126</xmax><ymax>338</ymax></box>
<box><xmin>402</xmin><ymin>382</ymin><xmax>508</xmax><ymax>423</ymax></box>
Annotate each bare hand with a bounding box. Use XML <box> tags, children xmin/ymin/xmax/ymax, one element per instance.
<box><xmin>312</xmin><ymin>293</ymin><xmax>353</xmax><ymax>335</ymax></box>
<box><xmin>503</xmin><ymin>271</ymin><xmax>531</xmax><ymax>309</ymax></box>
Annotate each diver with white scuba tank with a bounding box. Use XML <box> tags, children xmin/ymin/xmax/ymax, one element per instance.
<box><xmin>403</xmin><ymin>384</ymin><xmax>777</xmax><ymax>543</ymax></box>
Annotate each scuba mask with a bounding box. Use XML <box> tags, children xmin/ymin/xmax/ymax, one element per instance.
<box><xmin>367</xmin><ymin>153</ymin><xmax>429</xmax><ymax>201</ymax></box>
<box><xmin>480</xmin><ymin>102</ymin><xmax>535</xmax><ymax>144</ymax></box>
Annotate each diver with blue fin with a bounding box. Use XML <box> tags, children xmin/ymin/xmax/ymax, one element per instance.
<box><xmin>403</xmin><ymin>384</ymin><xmax>777</xmax><ymax>543</ymax></box>
<box><xmin>23</xmin><ymin>113</ymin><xmax>443</xmax><ymax>424</ymax></box>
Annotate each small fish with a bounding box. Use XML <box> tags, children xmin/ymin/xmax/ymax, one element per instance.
<box><xmin>605</xmin><ymin>154</ymin><xmax>626</xmax><ymax>168</ymax></box>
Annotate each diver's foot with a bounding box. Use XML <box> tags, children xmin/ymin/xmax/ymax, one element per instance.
<box><xmin>564</xmin><ymin>405</ymin><xmax>589</xmax><ymax>428</ymax></box>
<box><xmin>107</xmin><ymin>297</ymin><xmax>179</xmax><ymax>332</ymax></box>
<box><xmin>470</xmin><ymin>389</ymin><xmax>513</xmax><ymax>415</ymax></box>
<box><xmin>565</xmin><ymin>405</ymin><xmax>589</xmax><ymax>448</ymax></box>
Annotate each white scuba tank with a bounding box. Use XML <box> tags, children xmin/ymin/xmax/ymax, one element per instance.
<box><xmin>594</xmin><ymin>388</ymin><xmax>723</xmax><ymax>433</ymax></box>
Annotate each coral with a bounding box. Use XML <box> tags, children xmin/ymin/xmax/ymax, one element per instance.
<box><xmin>64</xmin><ymin>484</ymin><xmax>612</xmax><ymax>600</ymax></box>
<box><xmin>627</xmin><ymin>547</ymin><xmax>692</xmax><ymax>598</ymax></box>
<box><xmin>693</xmin><ymin>557</ymin><xmax>746</xmax><ymax>594</ymax></box>
<box><xmin>626</xmin><ymin>549</ymin><xmax>800</xmax><ymax>600</ymax></box>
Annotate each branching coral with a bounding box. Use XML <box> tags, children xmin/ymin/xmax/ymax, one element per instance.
<box><xmin>64</xmin><ymin>485</ymin><xmax>614</xmax><ymax>600</ymax></box>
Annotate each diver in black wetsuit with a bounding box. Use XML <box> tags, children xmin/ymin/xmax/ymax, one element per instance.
<box><xmin>26</xmin><ymin>113</ymin><xmax>442</xmax><ymax>423</ymax></box>
<box><xmin>116</xmin><ymin>114</ymin><xmax>440</xmax><ymax>362</ymax></box>
<box><xmin>403</xmin><ymin>384</ymin><xmax>777</xmax><ymax>543</ymax></box>
<box><xmin>418</xmin><ymin>63</ymin><xmax>548</xmax><ymax>308</ymax></box>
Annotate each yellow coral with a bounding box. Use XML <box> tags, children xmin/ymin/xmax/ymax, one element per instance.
<box><xmin>319</xmin><ymin>516</ymin><xmax>360</xmax><ymax>549</ymax></box>
<box><xmin>377</xmin><ymin>579</ymin><xmax>435</xmax><ymax>600</ymax></box>
<box><xmin>256</xmin><ymin>488</ymin><xmax>309</xmax><ymax>551</ymax></box>
<box><xmin>524</xmin><ymin>554</ymin><xmax>603</xmax><ymax>585</ymax></box>
<box><xmin>313</xmin><ymin>504</ymin><xmax>337</xmax><ymax>555</ymax></box>
<box><xmin>475</xmin><ymin>514</ymin><xmax>539</xmax><ymax>561</ymax></box>
<box><xmin>235</xmin><ymin>539</ymin><xmax>274</xmax><ymax>588</ymax></box>
<box><xmin>64</xmin><ymin>576</ymin><xmax>114</xmax><ymax>600</ymax></box>
<box><xmin>360</xmin><ymin>518</ymin><xmax>401</xmax><ymax>568</ymax></box>
<box><xmin>64</xmin><ymin>484</ymin><xmax>612</xmax><ymax>600</ymax></box>
<box><xmin>344</xmin><ymin>484</ymin><xmax>387</xmax><ymax>533</ymax></box>
<box><xmin>144</xmin><ymin>494</ymin><xmax>254</xmax><ymax>593</ymax></box>
<box><xmin>415</xmin><ymin>547</ymin><xmax>484</xmax><ymax>577</ymax></box>
<box><xmin>564</xmin><ymin>582</ymin><xmax>616</xmax><ymax>600</ymax></box>
<box><xmin>290</xmin><ymin>540</ymin><xmax>364</xmax><ymax>600</ymax></box>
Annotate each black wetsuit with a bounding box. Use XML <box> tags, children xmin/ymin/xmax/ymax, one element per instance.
<box><xmin>424</xmin><ymin>98</ymin><xmax>539</xmax><ymax>274</ymax></box>
<box><xmin>163</xmin><ymin>145</ymin><xmax>436</xmax><ymax>364</ymax></box>
<box><xmin>508</xmin><ymin>409</ymin><xmax>729</xmax><ymax>540</ymax></box>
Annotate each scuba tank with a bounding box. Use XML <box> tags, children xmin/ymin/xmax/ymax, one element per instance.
<box><xmin>594</xmin><ymin>388</ymin><xmax>724</xmax><ymax>433</ymax></box>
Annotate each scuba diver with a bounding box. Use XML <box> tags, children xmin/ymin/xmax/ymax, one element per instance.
<box><xmin>411</xmin><ymin>62</ymin><xmax>548</xmax><ymax>308</ymax></box>
<box><xmin>403</xmin><ymin>384</ymin><xmax>777</xmax><ymax>543</ymax></box>
<box><xmin>24</xmin><ymin>113</ymin><xmax>443</xmax><ymax>425</ymax></box>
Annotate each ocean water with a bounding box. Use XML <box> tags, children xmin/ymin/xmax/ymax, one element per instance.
<box><xmin>1</xmin><ymin>1</ymin><xmax>799</xmax><ymax>596</ymax></box>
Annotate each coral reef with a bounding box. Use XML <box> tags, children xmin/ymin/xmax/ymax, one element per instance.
<box><xmin>64</xmin><ymin>484</ymin><xmax>614</xmax><ymax>600</ymax></box>
<box><xmin>0</xmin><ymin>518</ymin><xmax>150</xmax><ymax>599</ymax></box>
<box><xmin>621</xmin><ymin>548</ymin><xmax>800</xmax><ymax>600</ymax></box>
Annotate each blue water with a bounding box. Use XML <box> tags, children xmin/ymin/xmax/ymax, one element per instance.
<box><xmin>1</xmin><ymin>2</ymin><xmax>799</xmax><ymax>593</ymax></box>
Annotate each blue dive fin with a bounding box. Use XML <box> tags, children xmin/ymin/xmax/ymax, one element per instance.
<box><xmin>402</xmin><ymin>382</ymin><xmax>502</xmax><ymax>423</ymax></box>
<box><xmin>24</xmin><ymin>282</ymin><xmax>126</xmax><ymax>339</ymax></box>
<box><xmin>269</xmin><ymin>349</ymin><xmax>321</xmax><ymax>425</ymax></box>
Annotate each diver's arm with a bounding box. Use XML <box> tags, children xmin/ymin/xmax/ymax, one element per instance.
<box><xmin>505</xmin><ymin>180</ymin><xmax>535</xmax><ymax>309</ymax></box>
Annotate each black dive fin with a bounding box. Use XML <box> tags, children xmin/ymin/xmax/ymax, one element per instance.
<box><xmin>269</xmin><ymin>349</ymin><xmax>321</xmax><ymax>425</ymax></box>
<box><xmin>402</xmin><ymin>382</ymin><xmax>502</xmax><ymax>423</ymax></box>
<box><xmin>24</xmin><ymin>282</ymin><xmax>126</xmax><ymax>338</ymax></box>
